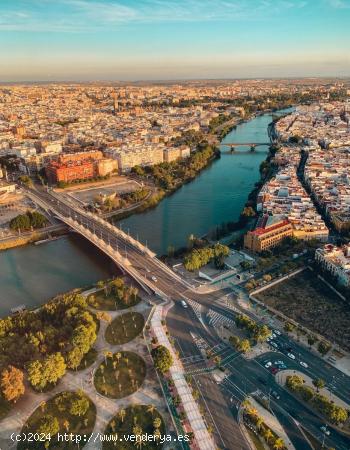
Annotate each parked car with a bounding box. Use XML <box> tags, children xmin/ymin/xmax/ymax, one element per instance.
<box><xmin>270</xmin><ymin>342</ymin><xmax>278</xmax><ymax>349</ymax></box>
<box><xmin>274</xmin><ymin>329</ymin><xmax>282</xmax><ymax>336</ymax></box>
<box><xmin>265</xmin><ymin>361</ymin><xmax>272</xmax><ymax>368</ymax></box>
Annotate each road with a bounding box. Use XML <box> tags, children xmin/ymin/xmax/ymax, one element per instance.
<box><xmin>26</xmin><ymin>185</ymin><xmax>350</xmax><ymax>450</ymax></box>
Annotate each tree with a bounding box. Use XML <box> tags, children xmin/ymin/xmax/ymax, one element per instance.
<box><xmin>318</xmin><ymin>341</ymin><xmax>331</xmax><ymax>355</ymax></box>
<box><xmin>286</xmin><ymin>375</ymin><xmax>304</xmax><ymax>391</ymax></box>
<box><xmin>263</xmin><ymin>428</ymin><xmax>274</xmax><ymax>444</ymax></box>
<box><xmin>307</xmin><ymin>335</ymin><xmax>316</xmax><ymax>348</ymax></box>
<box><xmin>238</xmin><ymin>339</ymin><xmax>251</xmax><ymax>353</ymax></box>
<box><xmin>329</xmin><ymin>405</ymin><xmax>348</xmax><ymax>424</ymax></box>
<box><xmin>69</xmin><ymin>393</ymin><xmax>89</xmax><ymax>417</ymax></box>
<box><xmin>1</xmin><ymin>365</ymin><xmax>25</xmax><ymax>403</ymax></box>
<box><xmin>241</xmin><ymin>206</ymin><xmax>256</xmax><ymax>217</ymax></box>
<box><xmin>312</xmin><ymin>378</ymin><xmax>325</xmax><ymax>393</ymax></box>
<box><xmin>27</xmin><ymin>352</ymin><xmax>66</xmax><ymax>390</ymax></box>
<box><xmin>118</xmin><ymin>408</ymin><xmax>126</xmax><ymax>423</ymax></box>
<box><xmin>284</xmin><ymin>322</ymin><xmax>295</xmax><ymax>333</ymax></box>
<box><xmin>66</xmin><ymin>347</ymin><xmax>84</xmax><ymax>370</ymax></box>
<box><xmin>256</xmin><ymin>417</ymin><xmax>264</xmax><ymax>431</ymax></box>
<box><xmin>37</xmin><ymin>414</ymin><xmax>59</xmax><ymax>436</ymax></box>
<box><xmin>132</xmin><ymin>425</ymin><xmax>143</xmax><ymax>449</ymax></box>
<box><xmin>147</xmin><ymin>404</ymin><xmax>156</xmax><ymax>417</ymax></box>
<box><xmin>151</xmin><ymin>345</ymin><xmax>173</xmax><ymax>374</ymax></box>
<box><xmin>153</xmin><ymin>417</ymin><xmax>162</xmax><ymax>430</ymax></box>
<box><xmin>273</xmin><ymin>437</ymin><xmax>285</xmax><ymax>450</ymax></box>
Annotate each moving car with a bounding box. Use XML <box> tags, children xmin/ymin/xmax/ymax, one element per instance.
<box><xmin>274</xmin><ymin>329</ymin><xmax>282</xmax><ymax>336</ymax></box>
<box><xmin>287</xmin><ymin>352</ymin><xmax>296</xmax><ymax>360</ymax></box>
<box><xmin>264</xmin><ymin>361</ymin><xmax>272</xmax><ymax>368</ymax></box>
<box><xmin>299</xmin><ymin>361</ymin><xmax>308</xmax><ymax>368</ymax></box>
<box><xmin>320</xmin><ymin>426</ymin><xmax>330</xmax><ymax>436</ymax></box>
<box><xmin>270</xmin><ymin>341</ymin><xmax>278</xmax><ymax>349</ymax></box>
<box><xmin>151</xmin><ymin>276</ymin><xmax>158</xmax><ymax>282</ymax></box>
<box><xmin>271</xmin><ymin>390</ymin><xmax>280</xmax><ymax>400</ymax></box>
<box><xmin>181</xmin><ymin>300</ymin><xmax>188</xmax><ymax>308</ymax></box>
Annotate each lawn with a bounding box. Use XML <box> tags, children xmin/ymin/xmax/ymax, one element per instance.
<box><xmin>76</xmin><ymin>348</ymin><xmax>98</xmax><ymax>371</ymax></box>
<box><xmin>105</xmin><ymin>312</ymin><xmax>145</xmax><ymax>345</ymax></box>
<box><xmin>94</xmin><ymin>351</ymin><xmax>146</xmax><ymax>399</ymax></box>
<box><xmin>255</xmin><ymin>269</ymin><xmax>350</xmax><ymax>351</ymax></box>
<box><xmin>0</xmin><ymin>395</ymin><xmax>11</xmax><ymax>421</ymax></box>
<box><xmin>18</xmin><ymin>391</ymin><xmax>96</xmax><ymax>450</ymax></box>
<box><xmin>88</xmin><ymin>289</ymin><xmax>141</xmax><ymax>311</ymax></box>
<box><xmin>103</xmin><ymin>404</ymin><xmax>166</xmax><ymax>450</ymax></box>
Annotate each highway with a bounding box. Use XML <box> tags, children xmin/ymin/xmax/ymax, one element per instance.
<box><xmin>27</xmin><ymin>186</ymin><xmax>350</xmax><ymax>450</ymax></box>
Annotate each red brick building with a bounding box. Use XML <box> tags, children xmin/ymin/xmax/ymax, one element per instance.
<box><xmin>46</xmin><ymin>161</ymin><xmax>94</xmax><ymax>184</ymax></box>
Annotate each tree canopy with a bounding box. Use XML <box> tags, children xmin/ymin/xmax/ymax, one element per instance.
<box><xmin>151</xmin><ymin>345</ymin><xmax>173</xmax><ymax>374</ymax></box>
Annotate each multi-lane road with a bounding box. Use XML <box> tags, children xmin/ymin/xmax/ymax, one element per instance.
<box><xmin>168</xmin><ymin>294</ymin><xmax>350</xmax><ymax>450</ymax></box>
<box><xmin>28</xmin><ymin>186</ymin><xmax>350</xmax><ymax>450</ymax></box>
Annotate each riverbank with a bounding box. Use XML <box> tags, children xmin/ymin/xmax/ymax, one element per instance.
<box><xmin>110</xmin><ymin>144</ymin><xmax>220</xmax><ymax>222</ymax></box>
<box><xmin>0</xmin><ymin>224</ymin><xmax>68</xmax><ymax>251</ymax></box>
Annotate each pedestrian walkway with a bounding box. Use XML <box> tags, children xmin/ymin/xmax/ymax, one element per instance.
<box><xmin>151</xmin><ymin>303</ymin><xmax>216</xmax><ymax>450</ymax></box>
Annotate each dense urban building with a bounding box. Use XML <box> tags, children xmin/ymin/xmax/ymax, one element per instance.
<box><xmin>315</xmin><ymin>243</ymin><xmax>350</xmax><ymax>286</ymax></box>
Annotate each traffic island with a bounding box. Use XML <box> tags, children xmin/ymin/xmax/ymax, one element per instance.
<box><xmin>277</xmin><ymin>370</ymin><xmax>350</xmax><ymax>433</ymax></box>
<box><xmin>18</xmin><ymin>391</ymin><xmax>96</xmax><ymax>450</ymax></box>
<box><xmin>240</xmin><ymin>397</ymin><xmax>295</xmax><ymax>450</ymax></box>
<box><xmin>94</xmin><ymin>351</ymin><xmax>146</xmax><ymax>399</ymax></box>
<box><xmin>103</xmin><ymin>404</ymin><xmax>166</xmax><ymax>450</ymax></box>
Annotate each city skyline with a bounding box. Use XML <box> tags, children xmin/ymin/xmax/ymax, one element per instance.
<box><xmin>1</xmin><ymin>0</ymin><xmax>350</xmax><ymax>81</ymax></box>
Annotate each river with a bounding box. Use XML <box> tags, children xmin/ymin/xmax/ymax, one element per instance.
<box><xmin>118</xmin><ymin>112</ymin><xmax>276</xmax><ymax>254</ymax></box>
<box><xmin>0</xmin><ymin>110</ymin><xmax>288</xmax><ymax>316</ymax></box>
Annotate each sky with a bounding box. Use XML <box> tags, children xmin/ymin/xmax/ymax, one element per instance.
<box><xmin>0</xmin><ymin>0</ymin><xmax>350</xmax><ymax>81</ymax></box>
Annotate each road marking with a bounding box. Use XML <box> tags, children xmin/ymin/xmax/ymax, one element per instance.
<box><xmin>193</xmin><ymin>375</ymin><xmax>226</xmax><ymax>448</ymax></box>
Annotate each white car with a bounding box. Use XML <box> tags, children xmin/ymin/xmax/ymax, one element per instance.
<box><xmin>299</xmin><ymin>361</ymin><xmax>308</xmax><ymax>368</ymax></box>
<box><xmin>270</xmin><ymin>342</ymin><xmax>278</xmax><ymax>349</ymax></box>
<box><xmin>320</xmin><ymin>426</ymin><xmax>330</xmax><ymax>436</ymax></box>
<box><xmin>181</xmin><ymin>300</ymin><xmax>188</xmax><ymax>308</ymax></box>
<box><xmin>287</xmin><ymin>353</ymin><xmax>296</xmax><ymax>360</ymax></box>
<box><xmin>264</xmin><ymin>361</ymin><xmax>272</xmax><ymax>368</ymax></box>
<box><xmin>271</xmin><ymin>333</ymin><xmax>277</xmax><ymax>338</ymax></box>
<box><xmin>151</xmin><ymin>276</ymin><xmax>158</xmax><ymax>282</ymax></box>
<box><xmin>274</xmin><ymin>360</ymin><xmax>284</xmax><ymax>366</ymax></box>
<box><xmin>274</xmin><ymin>330</ymin><xmax>281</xmax><ymax>336</ymax></box>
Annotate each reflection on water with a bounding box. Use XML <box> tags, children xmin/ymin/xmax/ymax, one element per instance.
<box><xmin>0</xmin><ymin>234</ymin><xmax>116</xmax><ymax>316</ymax></box>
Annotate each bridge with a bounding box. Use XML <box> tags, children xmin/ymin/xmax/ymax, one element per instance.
<box><xmin>26</xmin><ymin>187</ymin><xmax>191</xmax><ymax>300</ymax></box>
<box><xmin>220</xmin><ymin>142</ymin><xmax>270</xmax><ymax>152</ymax></box>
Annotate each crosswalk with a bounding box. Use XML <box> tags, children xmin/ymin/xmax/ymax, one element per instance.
<box><xmin>207</xmin><ymin>310</ymin><xmax>235</xmax><ymax>329</ymax></box>
<box><xmin>186</xmin><ymin>298</ymin><xmax>203</xmax><ymax>319</ymax></box>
